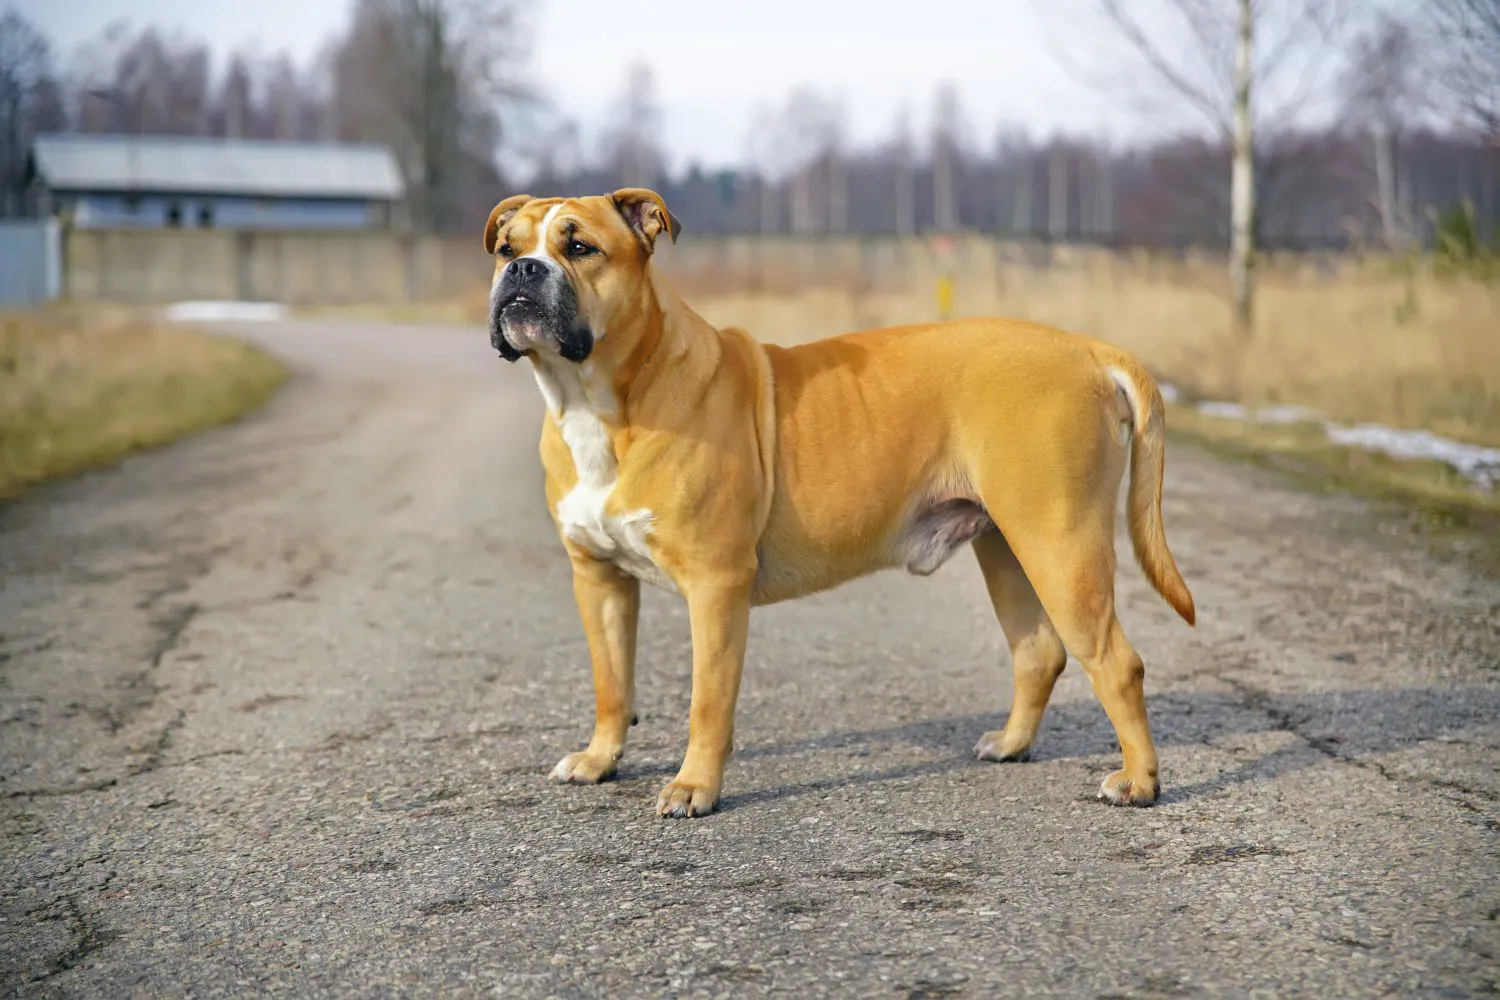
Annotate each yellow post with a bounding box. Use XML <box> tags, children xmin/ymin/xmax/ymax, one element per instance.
<box><xmin>936</xmin><ymin>273</ymin><xmax>954</xmax><ymax>321</ymax></box>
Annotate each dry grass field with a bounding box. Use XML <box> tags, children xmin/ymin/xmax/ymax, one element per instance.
<box><xmin>0</xmin><ymin>307</ymin><xmax>288</xmax><ymax>500</ymax></box>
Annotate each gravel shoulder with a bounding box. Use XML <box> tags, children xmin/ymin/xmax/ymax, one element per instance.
<box><xmin>2</xmin><ymin>319</ymin><xmax>1497</xmax><ymax>999</ymax></box>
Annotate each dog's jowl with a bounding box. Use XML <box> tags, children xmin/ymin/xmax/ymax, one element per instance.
<box><xmin>482</xmin><ymin>188</ymin><xmax>1196</xmax><ymax>819</ymax></box>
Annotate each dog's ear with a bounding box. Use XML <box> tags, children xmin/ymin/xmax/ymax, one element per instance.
<box><xmin>484</xmin><ymin>194</ymin><xmax>533</xmax><ymax>254</ymax></box>
<box><xmin>610</xmin><ymin>187</ymin><xmax>681</xmax><ymax>252</ymax></box>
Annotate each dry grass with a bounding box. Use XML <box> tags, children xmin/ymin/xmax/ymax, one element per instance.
<box><xmin>0</xmin><ymin>308</ymin><xmax>288</xmax><ymax>500</ymax></box>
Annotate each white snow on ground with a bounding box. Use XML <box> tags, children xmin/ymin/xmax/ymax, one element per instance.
<box><xmin>162</xmin><ymin>301</ymin><xmax>286</xmax><ymax>323</ymax></box>
<box><xmin>1324</xmin><ymin>424</ymin><xmax>1500</xmax><ymax>490</ymax></box>
<box><xmin>1195</xmin><ymin>401</ymin><xmax>1250</xmax><ymax>420</ymax></box>
<box><xmin>1157</xmin><ymin>381</ymin><xmax>1500</xmax><ymax>491</ymax></box>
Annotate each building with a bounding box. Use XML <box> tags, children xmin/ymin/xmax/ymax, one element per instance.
<box><xmin>25</xmin><ymin>133</ymin><xmax>405</xmax><ymax>231</ymax></box>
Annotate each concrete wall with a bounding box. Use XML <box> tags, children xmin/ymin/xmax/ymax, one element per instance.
<box><xmin>0</xmin><ymin>219</ymin><xmax>61</xmax><ymax>306</ymax></box>
<box><xmin>62</xmin><ymin>228</ymin><xmax>488</xmax><ymax>305</ymax></box>
<box><xmin>57</xmin><ymin>226</ymin><xmax>1246</xmax><ymax>307</ymax></box>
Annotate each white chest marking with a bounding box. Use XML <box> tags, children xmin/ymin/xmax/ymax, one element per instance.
<box><xmin>538</xmin><ymin>361</ymin><xmax>677</xmax><ymax>594</ymax></box>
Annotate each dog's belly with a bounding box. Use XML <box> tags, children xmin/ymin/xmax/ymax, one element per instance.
<box><xmin>557</xmin><ymin>487</ymin><xmax>679</xmax><ymax>594</ymax></box>
<box><xmin>753</xmin><ymin>496</ymin><xmax>996</xmax><ymax>604</ymax></box>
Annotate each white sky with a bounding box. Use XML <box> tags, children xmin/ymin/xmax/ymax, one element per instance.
<box><xmin>16</xmin><ymin>0</ymin><xmax>1379</xmax><ymax>173</ymax></box>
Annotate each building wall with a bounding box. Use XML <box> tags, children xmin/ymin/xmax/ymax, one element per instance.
<box><xmin>63</xmin><ymin>193</ymin><xmax>386</xmax><ymax>231</ymax></box>
<box><xmin>0</xmin><ymin>219</ymin><xmax>61</xmax><ymax>306</ymax></box>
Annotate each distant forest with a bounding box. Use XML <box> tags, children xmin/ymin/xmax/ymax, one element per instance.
<box><xmin>2</xmin><ymin>1</ymin><xmax>1496</xmax><ymax>250</ymax></box>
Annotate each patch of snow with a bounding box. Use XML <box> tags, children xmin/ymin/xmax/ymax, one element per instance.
<box><xmin>162</xmin><ymin>300</ymin><xmax>286</xmax><ymax>323</ymax></box>
<box><xmin>1196</xmin><ymin>401</ymin><xmax>1249</xmax><ymax>420</ymax></box>
<box><xmin>1154</xmin><ymin>374</ymin><xmax>1495</xmax><ymax>489</ymax></box>
<box><xmin>1255</xmin><ymin>405</ymin><xmax>1319</xmax><ymax>425</ymax></box>
<box><xmin>1324</xmin><ymin>423</ymin><xmax>1500</xmax><ymax>490</ymax></box>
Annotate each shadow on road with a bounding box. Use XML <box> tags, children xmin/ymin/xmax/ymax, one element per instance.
<box><xmin>713</xmin><ymin>685</ymin><xmax>1499</xmax><ymax>813</ymax></box>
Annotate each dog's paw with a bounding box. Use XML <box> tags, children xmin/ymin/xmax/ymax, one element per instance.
<box><xmin>549</xmin><ymin>750</ymin><xmax>618</xmax><ymax>784</ymax></box>
<box><xmin>1097</xmin><ymin>769</ymin><xmax>1160</xmax><ymax>807</ymax></box>
<box><xmin>655</xmin><ymin>779</ymin><xmax>719</xmax><ymax>819</ymax></box>
<box><xmin>973</xmin><ymin>730</ymin><xmax>1032</xmax><ymax>763</ymax></box>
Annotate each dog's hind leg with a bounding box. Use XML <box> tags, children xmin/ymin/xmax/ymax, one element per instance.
<box><xmin>971</xmin><ymin>530</ymin><xmax>1068</xmax><ymax>765</ymax></box>
<box><xmin>1007</xmin><ymin>528</ymin><xmax>1160</xmax><ymax>806</ymax></box>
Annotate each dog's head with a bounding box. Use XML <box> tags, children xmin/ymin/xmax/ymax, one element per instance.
<box><xmin>483</xmin><ymin>188</ymin><xmax>682</xmax><ymax>364</ymax></box>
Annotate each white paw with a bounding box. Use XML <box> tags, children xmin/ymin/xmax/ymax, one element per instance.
<box><xmin>548</xmin><ymin>750</ymin><xmax>617</xmax><ymax>784</ymax></box>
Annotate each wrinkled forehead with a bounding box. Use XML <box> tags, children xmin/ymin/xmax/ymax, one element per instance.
<box><xmin>508</xmin><ymin>196</ymin><xmax>628</xmax><ymax>246</ymax></box>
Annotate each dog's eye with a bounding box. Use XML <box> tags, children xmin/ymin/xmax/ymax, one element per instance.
<box><xmin>566</xmin><ymin>240</ymin><xmax>596</xmax><ymax>258</ymax></box>
<box><xmin>498</xmin><ymin>242</ymin><xmax>515</xmax><ymax>258</ymax></box>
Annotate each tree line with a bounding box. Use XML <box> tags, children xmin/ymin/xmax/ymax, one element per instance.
<box><xmin>1</xmin><ymin>0</ymin><xmax>1495</xmax><ymax>260</ymax></box>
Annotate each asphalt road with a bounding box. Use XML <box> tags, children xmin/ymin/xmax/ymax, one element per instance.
<box><xmin>2</xmin><ymin>318</ymin><xmax>1498</xmax><ymax>1000</ymax></box>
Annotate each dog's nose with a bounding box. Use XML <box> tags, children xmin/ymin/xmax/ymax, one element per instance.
<box><xmin>506</xmin><ymin>257</ymin><xmax>546</xmax><ymax>280</ymax></box>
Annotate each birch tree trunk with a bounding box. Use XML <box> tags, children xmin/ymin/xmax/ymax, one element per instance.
<box><xmin>1048</xmin><ymin>146</ymin><xmax>1067</xmax><ymax>240</ymax></box>
<box><xmin>1013</xmin><ymin>155</ymin><xmax>1033</xmax><ymax>236</ymax></box>
<box><xmin>1229</xmin><ymin>0</ymin><xmax>1255</xmax><ymax>339</ymax></box>
<box><xmin>1373</xmin><ymin>119</ymin><xmax>1398</xmax><ymax>247</ymax></box>
<box><xmin>895</xmin><ymin>157</ymin><xmax>914</xmax><ymax>236</ymax></box>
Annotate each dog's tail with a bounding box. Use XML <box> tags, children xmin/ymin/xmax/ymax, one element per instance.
<box><xmin>1105</xmin><ymin>356</ymin><xmax>1196</xmax><ymax>627</ymax></box>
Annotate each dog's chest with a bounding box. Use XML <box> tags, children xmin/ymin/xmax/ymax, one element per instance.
<box><xmin>548</xmin><ymin>391</ymin><xmax>677</xmax><ymax>595</ymax></box>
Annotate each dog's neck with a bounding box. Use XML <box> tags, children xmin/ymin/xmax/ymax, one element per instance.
<box><xmin>532</xmin><ymin>264</ymin><xmax>724</xmax><ymax>430</ymax></box>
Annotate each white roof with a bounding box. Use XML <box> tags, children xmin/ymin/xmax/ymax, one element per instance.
<box><xmin>31</xmin><ymin>133</ymin><xmax>404</xmax><ymax>200</ymax></box>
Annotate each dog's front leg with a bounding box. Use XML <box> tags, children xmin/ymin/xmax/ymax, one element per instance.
<box><xmin>656</xmin><ymin>577</ymin><xmax>753</xmax><ymax>818</ymax></box>
<box><xmin>550</xmin><ymin>555</ymin><xmax>640</xmax><ymax>785</ymax></box>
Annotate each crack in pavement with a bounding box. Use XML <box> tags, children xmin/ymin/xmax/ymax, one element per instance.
<box><xmin>5</xmin><ymin>746</ymin><xmax>249</xmax><ymax>800</ymax></box>
<box><xmin>1214</xmin><ymin>672</ymin><xmax>1499</xmax><ymax>814</ymax></box>
<box><xmin>22</xmin><ymin>891</ymin><xmax>120</xmax><ymax>985</ymax></box>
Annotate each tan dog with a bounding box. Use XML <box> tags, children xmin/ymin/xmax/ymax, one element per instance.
<box><xmin>484</xmin><ymin>188</ymin><xmax>1196</xmax><ymax>818</ymax></box>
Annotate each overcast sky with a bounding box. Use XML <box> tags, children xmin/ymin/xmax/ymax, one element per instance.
<box><xmin>17</xmin><ymin>0</ymin><xmax>1368</xmax><ymax>173</ymax></box>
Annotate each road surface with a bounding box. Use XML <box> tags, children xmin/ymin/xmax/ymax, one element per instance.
<box><xmin>2</xmin><ymin>319</ymin><xmax>1497</xmax><ymax>999</ymax></box>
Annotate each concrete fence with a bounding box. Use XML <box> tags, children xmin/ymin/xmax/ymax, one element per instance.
<box><xmin>61</xmin><ymin>229</ymin><xmax>490</xmax><ymax>306</ymax></box>
<box><xmin>31</xmin><ymin>226</ymin><xmax>1304</xmax><ymax>309</ymax></box>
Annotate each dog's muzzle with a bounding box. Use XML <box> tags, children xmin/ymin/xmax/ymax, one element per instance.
<box><xmin>490</xmin><ymin>258</ymin><xmax>593</xmax><ymax>364</ymax></box>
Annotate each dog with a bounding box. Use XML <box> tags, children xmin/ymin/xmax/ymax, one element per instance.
<box><xmin>484</xmin><ymin>188</ymin><xmax>1196</xmax><ymax>819</ymax></box>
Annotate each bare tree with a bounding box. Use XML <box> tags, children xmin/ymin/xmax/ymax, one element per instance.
<box><xmin>890</xmin><ymin>106</ymin><xmax>916</xmax><ymax>236</ymax></box>
<box><xmin>599</xmin><ymin>62</ymin><xmax>664</xmax><ymax>188</ymax></box>
<box><xmin>1341</xmin><ymin>13</ymin><xmax>1426</xmax><ymax>247</ymax></box>
<box><xmin>221</xmin><ymin>55</ymin><xmax>253</xmax><ymax>138</ymax></box>
<box><xmin>994</xmin><ymin>126</ymin><xmax>1035</xmax><ymax>237</ymax></box>
<box><xmin>1422</xmin><ymin>0</ymin><xmax>1500</xmax><ymax>145</ymax></box>
<box><xmin>772</xmin><ymin>87</ymin><xmax>844</xmax><ymax>233</ymax></box>
<box><xmin>744</xmin><ymin>104</ymin><xmax>782</xmax><ymax>233</ymax></box>
<box><xmin>330</xmin><ymin>0</ymin><xmax>531</xmax><ymax>230</ymax></box>
<box><xmin>266</xmin><ymin>54</ymin><xmax>303</xmax><ymax>140</ymax></box>
<box><xmin>930</xmin><ymin>82</ymin><xmax>965</xmax><ymax>231</ymax></box>
<box><xmin>1229</xmin><ymin>0</ymin><xmax>1253</xmax><ymax>332</ymax></box>
<box><xmin>0</xmin><ymin>8</ymin><xmax>58</xmax><ymax>215</ymax></box>
<box><xmin>817</xmin><ymin>97</ymin><xmax>850</xmax><ymax>233</ymax></box>
<box><xmin>1048</xmin><ymin>142</ymin><xmax>1068</xmax><ymax>239</ymax></box>
<box><xmin>1051</xmin><ymin>0</ymin><xmax>1355</xmax><ymax>340</ymax></box>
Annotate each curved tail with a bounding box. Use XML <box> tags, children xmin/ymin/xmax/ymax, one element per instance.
<box><xmin>1106</xmin><ymin>358</ymin><xmax>1197</xmax><ymax>627</ymax></box>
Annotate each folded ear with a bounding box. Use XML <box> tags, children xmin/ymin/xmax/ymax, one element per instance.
<box><xmin>610</xmin><ymin>187</ymin><xmax>681</xmax><ymax>252</ymax></box>
<box><xmin>484</xmin><ymin>194</ymin><xmax>534</xmax><ymax>254</ymax></box>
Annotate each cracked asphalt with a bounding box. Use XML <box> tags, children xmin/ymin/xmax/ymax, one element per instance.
<box><xmin>2</xmin><ymin>318</ymin><xmax>1498</xmax><ymax>999</ymax></box>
